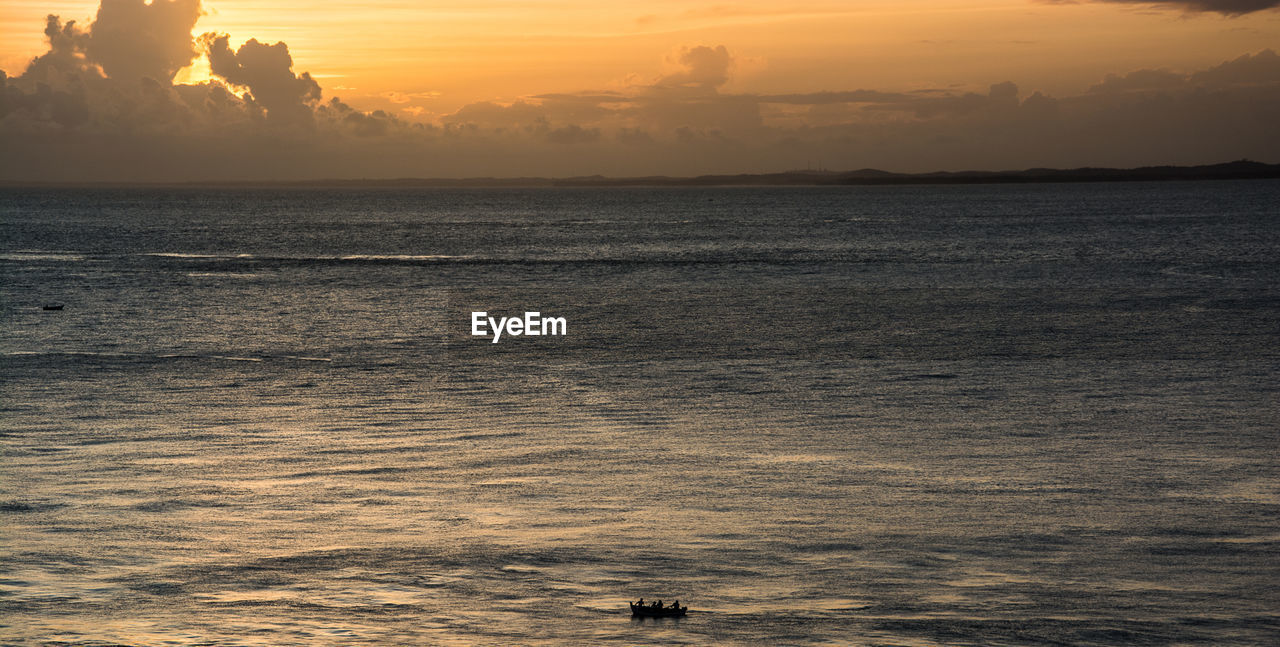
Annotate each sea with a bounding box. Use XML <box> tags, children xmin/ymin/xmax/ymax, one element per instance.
<box><xmin>1</xmin><ymin>181</ymin><xmax>1278</xmax><ymax>646</ymax></box>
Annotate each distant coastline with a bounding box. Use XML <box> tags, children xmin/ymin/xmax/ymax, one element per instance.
<box><xmin>4</xmin><ymin>160</ymin><xmax>1278</xmax><ymax>189</ymax></box>
<box><xmin>550</xmin><ymin>160</ymin><xmax>1280</xmax><ymax>188</ymax></box>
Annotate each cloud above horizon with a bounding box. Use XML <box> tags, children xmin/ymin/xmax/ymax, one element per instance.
<box><xmin>1086</xmin><ymin>0</ymin><xmax>1280</xmax><ymax>15</ymax></box>
<box><xmin>203</xmin><ymin>33</ymin><xmax>322</xmax><ymax>126</ymax></box>
<box><xmin>1</xmin><ymin>0</ymin><xmax>1279</xmax><ymax>181</ymax></box>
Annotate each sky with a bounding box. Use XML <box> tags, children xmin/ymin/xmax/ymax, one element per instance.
<box><xmin>1</xmin><ymin>0</ymin><xmax>1278</xmax><ymax>181</ymax></box>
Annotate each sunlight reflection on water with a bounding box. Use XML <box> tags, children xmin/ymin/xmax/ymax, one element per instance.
<box><xmin>2</xmin><ymin>183</ymin><xmax>1278</xmax><ymax>645</ymax></box>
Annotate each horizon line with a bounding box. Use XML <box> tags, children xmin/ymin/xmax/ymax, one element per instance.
<box><xmin>2</xmin><ymin>159</ymin><xmax>1277</xmax><ymax>189</ymax></box>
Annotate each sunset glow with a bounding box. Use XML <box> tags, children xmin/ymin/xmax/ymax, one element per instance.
<box><xmin>3</xmin><ymin>3</ymin><xmax>1280</xmax><ymax>646</ymax></box>
<box><xmin>6</xmin><ymin>1</ymin><xmax>1277</xmax><ymax>116</ymax></box>
<box><xmin>1</xmin><ymin>0</ymin><xmax>1278</xmax><ymax>179</ymax></box>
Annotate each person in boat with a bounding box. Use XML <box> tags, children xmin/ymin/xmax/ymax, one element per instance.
<box><xmin>653</xmin><ymin>600</ymin><xmax>662</xmax><ymax>608</ymax></box>
<box><xmin>672</xmin><ymin>600</ymin><xmax>680</xmax><ymax>610</ymax></box>
<box><xmin>636</xmin><ymin>598</ymin><xmax>644</xmax><ymax>606</ymax></box>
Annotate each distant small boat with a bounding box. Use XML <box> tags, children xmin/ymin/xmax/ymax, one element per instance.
<box><xmin>42</xmin><ymin>304</ymin><xmax>64</xmax><ymax>311</ymax></box>
<box><xmin>630</xmin><ymin>602</ymin><xmax>687</xmax><ymax>618</ymax></box>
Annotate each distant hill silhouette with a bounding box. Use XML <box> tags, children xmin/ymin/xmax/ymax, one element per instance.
<box><xmin>551</xmin><ymin>160</ymin><xmax>1280</xmax><ymax>187</ymax></box>
<box><xmin>6</xmin><ymin>160</ymin><xmax>1277</xmax><ymax>188</ymax></box>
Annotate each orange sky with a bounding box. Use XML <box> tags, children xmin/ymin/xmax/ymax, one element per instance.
<box><xmin>2</xmin><ymin>1</ymin><xmax>1278</xmax><ymax>180</ymax></box>
<box><xmin>3</xmin><ymin>0</ymin><xmax>1278</xmax><ymax>123</ymax></box>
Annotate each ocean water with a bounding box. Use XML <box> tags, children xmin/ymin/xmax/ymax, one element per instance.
<box><xmin>1</xmin><ymin>182</ymin><xmax>1278</xmax><ymax>646</ymax></box>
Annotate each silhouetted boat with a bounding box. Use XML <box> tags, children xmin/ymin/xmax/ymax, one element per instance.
<box><xmin>630</xmin><ymin>602</ymin><xmax>686</xmax><ymax>618</ymax></box>
<box><xmin>42</xmin><ymin>304</ymin><xmax>63</xmax><ymax>311</ymax></box>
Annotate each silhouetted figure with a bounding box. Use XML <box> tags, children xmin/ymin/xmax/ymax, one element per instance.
<box><xmin>630</xmin><ymin>597</ymin><xmax>689</xmax><ymax>617</ymax></box>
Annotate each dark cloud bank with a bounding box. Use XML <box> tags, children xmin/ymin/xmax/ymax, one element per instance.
<box><xmin>2</xmin><ymin>0</ymin><xmax>1278</xmax><ymax>182</ymax></box>
<box><xmin>1081</xmin><ymin>0</ymin><xmax>1280</xmax><ymax>15</ymax></box>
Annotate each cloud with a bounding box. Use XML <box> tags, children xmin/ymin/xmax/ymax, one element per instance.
<box><xmin>1</xmin><ymin>3</ymin><xmax>1278</xmax><ymax>181</ymax></box>
<box><xmin>202</xmin><ymin>34</ymin><xmax>321</xmax><ymax>126</ymax></box>
<box><xmin>749</xmin><ymin>90</ymin><xmax>916</xmax><ymax>105</ymax></box>
<box><xmin>89</xmin><ymin>0</ymin><xmax>202</xmax><ymax>83</ymax></box>
<box><xmin>1071</xmin><ymin>0</ymin><xmax>1280</xmax><ymax>15</ymax></box>
<box><xmin>399</xmin><ymin>46</ymin><xmax>1280</xmax><ymax>174</ymax></box>
<box><xmin>441</xmin><ymin>100</ymin><xmax>550</xmax><ymax>131</ymax></box>
<box><xmin>1089</xmin><ymin>49</ymin><xmax>1280</xmax><ymax>93</ymax></box>
<box><xmin>21</xmin><ymin>0</ymin><xmax>201</xmax><ymax>84</ymax></box>
<box><xmin>1089</xmin><ymin>68</ymin><xmax>1188</xmax><ymax>94</ymax></box>
<box><xmin>442</xmin><ymin>45</ymin><xmax>755</xmax><ymax>136</ymax></box>
<box><xmin>854</xmin><ymin>82</ymin><xmax>1021</xmax><ymax>119</ymax></box>
<box><xmin>21</xmin><ymin>16</ymin><xmax>94</xmax><ymax>84</ymax></box>
<box><xmin>546</xmin><ymin>124</ymin><xmax>601</xmax><ymax>144</ymax></box>
<box><xmin>658</xmin><ymin>45</ymin><xmax>732</xmax><ymax>89</ymax></box>
<box><xmin>1191</xmin><ymin>48</ymin><xmax>1280</xmax><ymax>87</ymax></box>
<box><xmin>0</xmin><ymin>67</ymin><xmax>91</xmax><ymax>127</ymax></box>
<box><xmin>383</xmin><ymin>90</ymin><xmax>441</xmax><ymax>104</ymax></box>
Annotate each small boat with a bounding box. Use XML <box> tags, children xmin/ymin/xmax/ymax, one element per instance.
<box><xmin>630</xmin><ymin>602</ymin><xmax>687</xmax><ymax>618</ymax></box>
<box><xmin>42</xmin><ymin>304</ymin><xmax>64</xmax><ymax>311</ymax></box>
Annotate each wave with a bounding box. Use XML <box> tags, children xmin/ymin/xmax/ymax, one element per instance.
<box><xmin>0</xmin><ymin>250</ymin><xmax>86</xmax><ymax>262</ymax></box>
<box><xmin>143</xmin><ymin>252</ymin><xmax>477</xmax><ymax>263</ymax></box>
<box><xmin>338</xmin><ymin>254</ymin><xmax>478</xmax><ymax>261</ymax></box>
<box><xmin>6</xmin><ymin>249</ymin><xmax>882</xmax><ymax>268</ymax></box>
<box><xmin>132</xmin><ymin>252</ymin><xmax>854</xmax><ymax>267</ymax></box>
<box><xmin>143</xmin><ymin>252</ymin><xmax>255</xmax><ymax>259</ymax></box>
<box><xmin>185</xmin><ymin>272</ymin><xmax>261</xmax><ymax>278</ymax></box>
<box><xmin>5</xmin><ymin>350</ymin><xmax>332</xmax><ymax>363</ymax></box>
